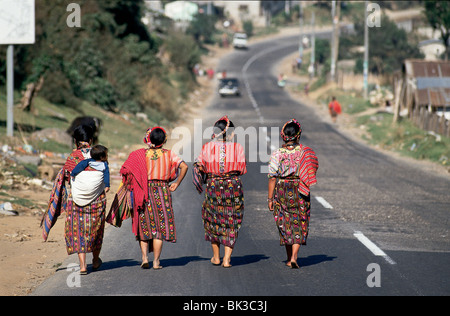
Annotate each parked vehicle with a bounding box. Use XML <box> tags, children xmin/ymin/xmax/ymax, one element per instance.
<box><xmin>233</xmin><ymin>33</ymin><xmax>248</xmax><ymax>49</ymax></box>
<box><xmin>218</xmin><ymin>78</ymin><xmax>241</xmax><ymax>97</ymax></box>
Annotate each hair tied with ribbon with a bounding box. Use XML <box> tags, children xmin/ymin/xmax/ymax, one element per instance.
<box><xmin>280</xmin><ymin>119</ymin><xmax>302</xmax><ymax>142</ymax></box>
<box><xmin>211</xmin><ymin>115</ymin><xmax>231</xmax><ymax>140</ymax></box>
<box><xmin>143</xmin><ymin>126</ymin><xmax>168</xmax><ymax>148</ymax></box>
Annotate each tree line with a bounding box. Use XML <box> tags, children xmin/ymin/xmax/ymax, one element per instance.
<box><xmin>0</xmin><ymin>0</ymin><xmax>210</xmax><ymax>123</ymax></box>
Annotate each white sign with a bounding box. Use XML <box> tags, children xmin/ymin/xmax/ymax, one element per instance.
<box><xmin>0</xmin><ymin>0</ymin><xmax>35</xmax><ymax>44</ymax></box>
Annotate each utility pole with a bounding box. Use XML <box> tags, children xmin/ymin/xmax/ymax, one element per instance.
<box><xmin>285</xmin><ymin>0</ymin><xmax>290</xmax><ymax>15</ymax></box>
<box><xmin>309</xmin><ymin>11</ymin><xmax>315</xmax><ymax>78</ymax></box>
<box><xmin>363</xmin><ymin>0</ymin><xmax>369</xmax><ymax>99</ymax></box>
<box><xmin>206</xmin><ymin>1</ymin><xmax>212</xmax><ymax>15</ymax></box>
<box><xmin>298</xmin><ymin>1</ymin><xmax>303</xmax><ymax>58</ymax></box>
<box><xmin>330</xmin><ymin>1</ymin><xmax>341</xmax><ymax>82</ymax></box>
<box><xmin>6</xmin><ymin>45</ymin><xmax>14</xmax><ymax>137</ymax></box>
<box><xmin>1</xmin><ymin>0</ymin><xmax>35</xmax><ymax>137</ymax></box>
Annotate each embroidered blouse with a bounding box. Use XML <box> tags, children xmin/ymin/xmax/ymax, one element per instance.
<box><xmin>268</xmin><ymin>144</ymin><xmax>319</xmax><ymax>195</ymax></box>
<box><xmin>146</xmin><ymin>148</ymin><xmax>183</xmax><ymax>181</ymax></box>
<box><xmin>196</xmin><ymin>141</ymin><xmax>247</xmax><ymax>176</ymax></box>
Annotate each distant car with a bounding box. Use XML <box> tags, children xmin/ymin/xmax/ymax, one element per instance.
<box><xmin>233</xmin><ymin>33</ymin><xmax>248</xmax><ymax>49</ymax></box>
<box><xmin>218</xmin><ymin>78</ymin><xmax>241</xmax><ymax>97</ymax></box>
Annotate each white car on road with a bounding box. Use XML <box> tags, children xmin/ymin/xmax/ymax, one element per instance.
<box><xmin>233</xmin><ymin>33</ymin><xmax>248</xmax><ymax>49</ymax></box>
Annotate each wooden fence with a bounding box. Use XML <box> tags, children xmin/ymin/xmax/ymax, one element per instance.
<box><xmin>410</xmin><ymin>106</ymin><xmax>450</xmax><ymax>138</ymax></box>
<box><xmin>337</xmin><ymin>71</ymin><xmax>381</xmax><ymax>91</ymax></box>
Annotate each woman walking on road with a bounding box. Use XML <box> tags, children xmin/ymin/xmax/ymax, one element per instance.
<box><xmin>267</xmin><ymin>119</ymin><xmax>318</xmax><ymax>268</ymax></box>
<box><xmin>193</xmin><ymin>116</ymin><xmax>247</xmax><ymax>268</ymax></box>
<box><xmin>108</xmin><ymin>127</ymin><xmax>188</xmax><ymax>269</ymax></box>
<box><xmin>42</xmin><ymin>125</ymin><xmax>106</xmax><ymax>275</ymax></box>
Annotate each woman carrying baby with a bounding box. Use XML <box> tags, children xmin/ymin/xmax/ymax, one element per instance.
<box><xmin>63</xmin><ymin>125</ymin><xmax>107</xmax><ymax>274</ymax></box>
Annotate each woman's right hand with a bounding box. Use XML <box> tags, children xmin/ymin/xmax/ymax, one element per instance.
<box><xmin>268</xmin><ymin>200</ymin><xmax>274</xmax><ymax>211</ymax></box>
<box><xmin>169</xmin><ymin>183</ymin><xmax>179</xmax><ymax>192</ymax></box>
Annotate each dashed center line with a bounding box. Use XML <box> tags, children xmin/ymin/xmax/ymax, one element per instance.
<box><xmin>242</xmin><ymin>43</ymin><xmax>397</xmax><ymax>267</ymax></box>
<box><xmin>313</xmin><ymin>196</ymin><xmax>396</xmax><ymax>265</ymax></box>
<box><xmin>315</xmin><ymin>196</ymin><xmax>333</xmax><ymax>209</ymax></box>
<box><xmin>353</xmin><ymin>231</ymin><xmax>397</xmax><ymax>265</ymax></box>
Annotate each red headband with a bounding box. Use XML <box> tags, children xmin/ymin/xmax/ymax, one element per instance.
<box><xmin>144</xmin><ymin>126</ymin><xmax>168</xmax><ymax>148</ymax></box>
<box><xmin>280</xmin><ymin>119</ymin><xmax>302</xmax><ymax>142</ymax></box>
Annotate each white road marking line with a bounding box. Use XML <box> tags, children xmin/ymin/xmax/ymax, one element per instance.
<box><xmin>315</xmin><ymin>196</ymin><xmax>333</xmax><ymax>209</ymax></box>
<box><xmin>353</xmin><ymin>231</ymin><xmax>396</xmax><ymax>265</ymax></box>
<box><xmin>260</xmin><ymin>165</ymin><xmax>269</xmax><ymax>173</ymax></box>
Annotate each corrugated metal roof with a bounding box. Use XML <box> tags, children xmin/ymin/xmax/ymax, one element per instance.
<box><xmin>404</xmin><ymin>60</ymin><xmax>450</xmax><ymax>106</ymax></box>
<box><xmin>417</xmin><ymin>88</ymin><xmax>450</xmax><ymax>106</ymax></box>
<box><xmin>405</xmin><ymin>59</ymin><xmax>450</xmax><ymax>78</ymax></box>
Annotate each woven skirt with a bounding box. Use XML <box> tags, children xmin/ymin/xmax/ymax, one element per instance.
<box><xmin>273</xmin><ymin>179</ymin><xmax>310</xmax><ymax>246</ymax></box>
<box><xmin>65</xmin><ymin>192</ymin><xmax>106</xmax><ymax>255</ymax></box>
<box><xmin>202</xmin><ymin>175</ymin><xmax>244</xmax><ymax>248</ymax></box>
<box><xmin>137</xmin><ymin>180</ymin><xmax>176</xmax><ymax>243</ymax></box>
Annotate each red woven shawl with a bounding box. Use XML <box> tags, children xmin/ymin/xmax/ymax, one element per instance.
<box><xmin>120</xmin><ymin>148</ymin><xmax>148</xmax><ymax>236</ymax></box>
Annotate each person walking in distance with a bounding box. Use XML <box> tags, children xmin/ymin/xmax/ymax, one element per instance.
<box><xmin>328</xmin><ymin>96</ymin><xmax>342</xmax><ymax>123</ymax></box>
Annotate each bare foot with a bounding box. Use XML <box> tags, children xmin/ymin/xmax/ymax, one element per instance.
<box><xmin>290</xmin><ymin>261</ymin><xmax>299</xmax><ymax>269</ymax></box>
<box><xmin>153</xmin><ymin>259</ymin><xmax>163</xmax><ymax>269</ymax></box>
<box><xmin>211</xmin><ymin>257</ymin><xmax>221</xmax><ymax>266</ymax></box>
<box><xmin>222</xmin><ymin>259</ymin><xmax>232</xmax><ymax>268</ymax></box>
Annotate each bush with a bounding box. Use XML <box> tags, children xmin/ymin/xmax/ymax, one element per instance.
<box><xmin>187</xmin><ymin>13</ymin><xmax>218</xmax><ymax>44</ymax></box>
<box><xmin>243</xmin><ymin>20</ymin><xmax>254</xmax><ymax>37</ymax></box>
<box><xmin>82</xmin><ymin>77</ymin><xmax>116</xmax><ymax>110</ymax></box>
<box><xmin>165</xmin><ymin>31</ymin><xmax>201</xmax><ymax>74</ymax></box>
<box><xmin>39</xmin><ymin>70</ymin><xmax>80</xmax><ymax>108</ymax></box>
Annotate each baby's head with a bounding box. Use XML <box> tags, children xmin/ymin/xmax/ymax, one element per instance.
<box><xmin>90</xmin><ymin>144</ymin><xmax>108</xmax><ymax>162</ymax></box>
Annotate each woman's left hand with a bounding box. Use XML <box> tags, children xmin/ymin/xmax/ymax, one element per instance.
<box><xmin>268</xmin><ymin>201</ymin><xmax>274</xmax><ymax>211</ymax></box>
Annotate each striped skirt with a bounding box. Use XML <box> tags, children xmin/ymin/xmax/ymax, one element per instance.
<box><xmin>202</xmin><ymin>175</ymin><xmax>244</xmax><ymax>248</ymax></box>
<box><xmin>137</xmin><ymin>180</ymin><xmax>176</xmax><ymax>242</ymax></box>
<box><xmin>273</xmin><ymin>178</ymin><xmax>311</xmax><ymax>246</ymax></box>
<box><xmin>65</xmin><ymin>192</ymin><xmax>106</xmax><ymax>255</ymax></box>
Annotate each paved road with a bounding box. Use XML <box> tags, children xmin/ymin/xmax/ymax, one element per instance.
<box><xmin>33</xmin><ymin>34</ymin><xmax>450</xmax><ymax>298</ymax></box>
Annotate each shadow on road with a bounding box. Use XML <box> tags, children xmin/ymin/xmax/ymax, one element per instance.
<box><xmin>230</xmin><ymin>254</ymin><xmax>270</xmax><ymax>266</ymax></box>
<box><xmin>160</xmin><ymin>256</ymin><xmax>210</xmax><ymax>267</ymax></box>
<box><xmin>159</xmin><ymin>254</ymin><xmax>270</xmax><ymax>267</ymax></box>
<box><xmin>300</xmin><ymin>254</ymin><xmax>337</xmax><ymax>268</ymax></box>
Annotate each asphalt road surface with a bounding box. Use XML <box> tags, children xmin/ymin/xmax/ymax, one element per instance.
<box><xmin>33</xmin><ymin>33</ymin><xmax>450</xmax><ymax>298</ymax></box>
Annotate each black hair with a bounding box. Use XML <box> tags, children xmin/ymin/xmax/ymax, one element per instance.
<box><xmin>90</xmin><ymin>144</ymin><xmax>108</xmax><ymax>161</ymax></box>
<box><xmin>150</xmin><ymin>128</ymin><xmax>166</xmax><ymax>147</ymax></box>
<box><xmin>73</xmin><ymin>124</ymin><xmax>94</xmax><ymax>144</ymax></box>
<box><xmin>283</xmin><ymin>122</ymin><xmax>301</xmax><ymax>139</ymax></box>
<box><xmin>213</xmin><ymin>119</ymin><xmax>235</xmax><ymax>140</ymax></box>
